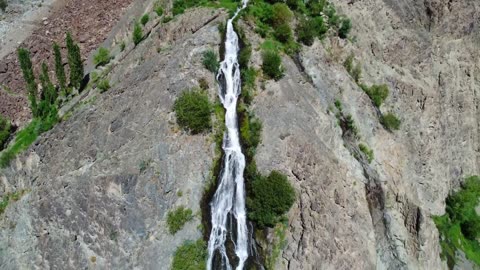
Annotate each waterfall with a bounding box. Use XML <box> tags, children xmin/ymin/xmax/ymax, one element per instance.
<box><xmin>207</xmin><ymin>1</ymin><xmax>250</xmax><ymax>270</ymax></box>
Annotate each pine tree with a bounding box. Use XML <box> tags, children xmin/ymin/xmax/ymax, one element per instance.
<box><xmin>40</xmin><ymin>62</ymin><xmax>57</xmax><ymax>106</ymax></box>
<box><xmin>53</xmin><ymin>42</ymin><xmax>66</xmax><ymax>93</ymax></box>
<box><xmin>17</xmin><ymin>48</ymin><xmax>38</xmax><ymax>116</ymax></box>
<box><xmin>66</xmin><ymin>33</ymin><xmax>84</xmax><ymax>89</ymax></box>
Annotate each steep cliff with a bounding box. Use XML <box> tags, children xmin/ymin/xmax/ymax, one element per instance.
<box><xmin>0</xmin><ymin>0</ymin><xmax>479</xmax><ymax>269</ymax></box>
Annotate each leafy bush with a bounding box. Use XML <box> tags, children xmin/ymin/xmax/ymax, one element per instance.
<box><xmin>338</xmin><ymin>18</ymin><xmax>352</xmax><ymax>39</ymax></box>
<box><xmin>262</xmin><ymin>50</ymin><xmax>283</xmax><ymax>80</ymax></box>
<box><xmin>307</xmin><ymin>0</ymin><xmax>326</xmax><ymax>15</ymax></box>
<box><xmin>312</xmin><ymin>16</ymin><xmax>328</xmax><ymax>38</ymax></box>
<box><xmin>174</xmin><ymin>90</ymin><xmax>212</xmax><ymax>134</ymax></box>
<box><xmin>93</xmin><ymin>47</ymin><xmax>111</xmax><ymax>67</ymax></box>
<box><xmin>247</xmin><ymin>171</ymin><xmax>295</xmax><ymax>228</ymax></box>
<box><xmin>274</xmin><ymin>23</ymin><xmax>292</xmax><ymax>43</ymax></box>
<box><xmin>171</xmin><ymin>239</ymin><xmax>207</xmax><ymax>270</ymax></box>
<box><xmin>120</xmin><ymin>41</ymin><xmax>126</xmax><ymax>52</ymax></box>
<box><xmin>359</xmin><ymin>143</ymin><xmax>374</xmax><ymax>163</ymax></box>
<box><xmin>343</xmin><ymin>53</ymin><xmax>354</xmax><ymax>74</ymax></box>
<box><xmin>198</xmin><ymin>78</ymin><xmax>209</xmax><ymax>90</ymax></box>
<box><xmin>240</xmin><ymin>113</ymin><xmax>262</xmax><ymax>158</ymax></box>
<box><xmin>0</xmin><ymin>115</ymin><xmax>11</xmax><ymax>151</ymax></box>
<box><xmin>270</xmin><ymin>3</ymin><xmax>293</xmax><ymax>27</ymax></box>
<box><xmin>380</xmin><ymin>113</ymin><xmax>401</xmax><ymax>131</ymax></box>
<box><xmin>363</xmin><ymin>84</ymin><xmax>389</xmax><ymax>107</ymax></box>
<box><xmin>172</xmin><ymin>0</ymin><xmax>201</xmax><ymax>16</ymax></box>
<box><xmin>296</xmin><ymin>18</ymin><xmax>316</xmax><ymax>46</ymax></box>
<box><xmin>155</xmin><ymin>6</ymin><xmax>164</xmax><ymax>17</ymax></box>
<box><xmin>434</xmin><ymin>176</ymin><xmax>480</xmax><ymax>267</ymax></box>
<box><xmin>133</xmin><ymin>23</ymin><xmax>143</xmax><ymax>46</ymax></box>
<box><xmin>351</xmin><ymin>63</ymin><xmax>362</xmax><ymax>83</ymax></box>
<box><xmin>98</xmin><ymin>79</ymin><xmax>110</xmax><ymax>93</ymax></box>
<box><xmin>202</xmin><ymin>50</ymin><xmax>219</xmax><ymax>73</ymax></box>
<box><xmin>141</xmin><ymin>14</ymin><xmax>149</xmax><ymax>26</ymax></box>
<box><xmin>162</xmin><ymin>16</ymin><xmax>173</xmax><ymax>23</ymax></box>
<box><xmin>0</xmin><ymin>0</ymin><xmax>6</xmax><ymax>11</ymax></box>
<box><xmin>167</xmin><ymin>206</ymin><xmax>194</xmax><ymax>234</ymax></box>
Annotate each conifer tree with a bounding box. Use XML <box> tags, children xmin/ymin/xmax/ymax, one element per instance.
<box><xmin>17</xmin><ymin>48</ymin><xmax>38</xmax><ymax>116</ymax></box>
<box><xmin>40</xmin><ymin>62</ymin><xmax>57</xmax><ymax>105</ymax></box>
<box><xmin>66</xmin><ymin>33</ymin><xmax>84</xmax><ymax>89</ymax></box>
<box><xmin>53</xmin><ymin>42</ymin><xmax>66</xmax><ymax>92</ymax></box>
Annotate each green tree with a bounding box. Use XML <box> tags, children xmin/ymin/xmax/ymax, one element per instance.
<box><xmin>133</xmin><ymin>23</ymin><xmax>143</xmax><ymax>46</ymax></box>
<box><xmin>270</xmin><ymin>3</ymin><xmax>293</xmax><ymax>27</ymax></box>
<box><xmin>141</xmin><ymin>14</ymin><xmax>149</xmax><ymax>26</ymax></box>
<box><xmin>296</xmin><ymin>18</ymin><xmax>316</xmax><ymax>46</ymax></box>
<box><xmin>174</xmin><ymin>90</ymin><xmax>212</xmax><ymax>134</ymax></box>
<box><xmin>39</xmin><ymin>63</ymin><xmax>57</xmax><ymax>106</ymax></box>
<box><xmin>17</xmin><ymin>48</ymin><xmax>38</xmax><ymax>116</ymax></box>
<box><xmin>66</xmin><ymin>33</ymin><xmax>84</xmax><ymax>89</ymax></box>
<box><xmin>53</xmin><ymin>43</ymin><xmax>66</xmax><ymax>92</ymax></box>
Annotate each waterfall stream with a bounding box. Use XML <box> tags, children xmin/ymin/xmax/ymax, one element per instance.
<box><xmin>206</xmin><ymin>1</ymin><xmax>250</xmax><ymax>269</ymax></box>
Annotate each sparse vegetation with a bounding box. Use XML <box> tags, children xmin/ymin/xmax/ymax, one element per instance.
<box><xmin>155</xmin><ymin>5</ymin><xmax>164</xmax><ymax>17</ymax></box>
<box><xmin>97</xmin><ymin>79</ymin><xmax>110</xmax><ymax>93</ymax></box>
<box><xmin>202</xmin><ymin>50</ymin><xmax>219</xmax><ymax>73</ymax></box>
<box><xmin>247</xmin><ymin>171</ymin><xmax>295</xmax><ymax>228</ymax></box>
<box><xmin>338</xmin><ymin>18</ymin><xmax>352</xmax><ymax>39</ymax></box>
<box><xmin>120</xmin><ymin>41</ymin><xmax>126</xmax><ymax>52</ymax></box>
<box><xmin>0</xmin><ymin>0</ymin><xmax>7</xmax><ymax>12</ymax></box>
<box><xmin>434</xmin><ymin>176</ymin><xmax>480</xmax><ymax>268</ymax></box>
<box><xmin>198</xmin><ymin>78</ymin><xmax>209</xmax><ymax>90</ymax></box>
<box><xmin>133</xmin><ymin>23</ymin><xmax>143</xmax><ymax>46</ymax></box>
<box><xmin>167</xmin><ymin>206</ymin><xmax>194</xmax><ymax>234</ymax></box>
<box><xmin>93</xmin><ymin>47</ymin><xmax>111</xmax><ymax>67</ymax></box>
<box><xmin>262</xmin><ymin>50</ymin><xmax>283</xmax><ymax>80</ymax></box>
<box><xmin>0</xmin><ymin>190</ymin><xmax>28</xmax><ymax>215</ymax></box>
<box><xmin>171</xmin><ymin>239</ymin><xmax>207</xmax><ymax>270</ymax></box>
<box><xmin>359</xmin><ymin>143</ymin><xmax>374</xmax><ymax>163</ymax></box>
<box><xmin>380</xmin><ymin>113</ymin><xmax>401</xmax><ymax>131</ymax></box>
<box><xmin>174</xmin><ymin>90</ymin><xmax>212</xmax><ymax>134</ymax></box>
<box><xmin>343</xmin><ymin>53</ymin><xmax>354</xmax><ymax>74</ymax></box>
<box><xmin>141</xmin><ymin>14</ymin><xmax>150</xmax><ymax>26</ymax></box>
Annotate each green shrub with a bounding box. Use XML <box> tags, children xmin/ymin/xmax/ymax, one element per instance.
<box><xmin>202</xmin><ymin>50</ymin><xmax>219</xmax><ymax>73</ymax></box>
<box><xmin>133</xmin><ymin>23</ymin><xmax>143</xmax><ymax>46</ymax></box>
<box><xmin>93</xmin><ymin>47</ymin><xmax>111</xmax><ymax>67</ymax></box>
<box><xmin>325</xmin><ymin>5</ymin><xmax>340</xmax><ymax>27</ymax></box>
<box><xmin>434</xmin><ymin>176</ymin><xmax>480</xmax><ymax>267</ymax></box>
<box><xmin>120</xmin><ymin>41</ymin><xmax>126</xmax><ymax>52</ymax></box>
<box><xmin>162</xmin><ymin>16</ymin><xmax>173</xmax><ymax>23</ymax></box>
<box><xmin>380</xmin><ymin>113</ymin><xmax>401</xmax><ymax>131</ymax></box>
<box><xmin>240</xmin><ymin>114</ymin><xmax>262</xmax><ymax>158</ymax></box>
<box><xmin>198</xmin><ymin>78</ymin><xmax>209</xmax><ymax>90</ymax></box>
<box><xmin>274</xmin><ymin>23</ymin><xmax>292</xmax><ymax>43</ymax></box>
<box><xmin>141</xmin><ymin>14</ymin><xmax>149</xmax><ymax>26</ymax></box>
<box><xmin>270</xmin><ymin>3</ymin><xmax>293</xmax><ymax>27</ymax></box>
<box><xmin>262</xmin><ymin>50</ymin><xmax>283</xmax><ymax>80</ymax></box>
<box><xmin>0</xmin><ymin>0</ymin><xmax>6</xmax><ymax>11</ymax></box>
<box><xmin>98</xmin><ymin>79</ymin><xmax>110</xmax><ymax>93</ymax></box>
<box><xmin>312</xmin><ymin>16</ymin><xmax>328</xmax><ymax>38</ymax></box>
<box><xmin>171</xmin><ymin>239</ymin><xmax>207</xmax><ymax>270</ymax></box>
<box><xmin>172</xmin><ymin>0</ymin><xmax>201</xmax><ymax>16</ymax></box>
<box><xmin>17</xmin><ymin>48</ymin><xmax>38</xmax><ymax>115</ymax></box>
<box><xmin>0</xmin><ymin>115</ymin><xmax>11</xmax><ymax>151</ymax></box>
<box><xmin>334</xmin><ymin>99</ymin><xmax>342</xmax><ymax>111</ymax></box>
<box><xmin>286</xmin><ymin>0</ymin><xmax>304</xmax><ymax>11</ymax></box>
<box><xmin>307</xmin><ymin>0</ymin><xmax>326</xmax><ymax>15</ymax></box>
<box><xmin>338</xmin><ymin>18</ymin><xmax>352</xmax><ymax>39</ymax></box>
<box><xmin>363</xmin><ymin>84</ymin><xmax>389</xmax><ymax>107</ymax></box>
<box><xmin>343</xmin><ymin>53</ymin><xmax>354</xmax><ymax>74</ymax></box>
<box><xmin>359</xmin><ymin>143</ymin><xmax>374</xmax><ymax>163</ymax></box>
<box><xmin>238</xmin><ymin>45</ymin><xmax>252</xmax><ymax>69</ymax></box>
<box><xmin>247</xmin><ymin>171</ymin><xmax>295</xmax><ymax>228</ymax></box>
<box><xmin>167</xmin><ymin>206</ymin><xmax>194</xmax><ymax>234</ymax></box>
<box><xmin>351</xmin><ymin>63</ymin><xmax>362</xmax><ymax>83</ymax></box>
<box><xmin>155</xmin><ymin>6</ymin><xmax>164</xmax><ymax>17</ymax></box>
<box><xmin>296</xmin><ymin>18</ymin><xmax>316</xmax><ymax>46</ymax></box>
<box><xmin>174</xmin><ymin>90</ymin><xmax>212</xmax><ymax>134</ymax></box>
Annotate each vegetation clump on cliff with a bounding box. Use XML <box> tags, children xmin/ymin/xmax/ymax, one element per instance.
<box><xmin>434</xmin><ymin>176</ymin><xmax>480</xmax><ymax>268</ymax></box>
<box><xmin>174</xmin><ymin>89</ymin><xmax>212</xmax><ymax>134</ymax></box>
<box><xmin>167</xmin><ymin>206</ymin><xmax>194</xmax><ymax>234</ymax></box>
<box><xmin>171</xmin><ymin>239</ymin><xmax>207</xmax><ymax>270</ymax></box>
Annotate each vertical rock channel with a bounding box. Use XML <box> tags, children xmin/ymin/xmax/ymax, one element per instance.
<box><xmin>206</xmin><ymin>1</ymin><xmax>250</xmax><ymax>270</ymax></box>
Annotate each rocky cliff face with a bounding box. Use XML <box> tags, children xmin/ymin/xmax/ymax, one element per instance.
<box><xmin>0</xmin><ymin>0</ymin><xmax>479</xmax><ymax>269</ymax></box>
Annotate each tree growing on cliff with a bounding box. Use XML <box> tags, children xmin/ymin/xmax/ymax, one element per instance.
<box><xmin>53</xmin><ymin>43</ymin><xmax>66</xmax><ymax>93</ymax></box>
<box><xmin>66</xmin><ymin>33</ymin><xmax>84</xmax><ymax>89</ymax></box>
<box><xmin>39</xmin><ymin>63</ymin><xmax>57</xmax><ymax>106</ymax></box>
<box><xmin>133</xmin><ymin>23</ymin><xmax>143</xmax><ymax>46</ymax></box>
<box><xmin>17</xmin><ymin>48</ymin><xmax>38</xmax><ymax>116</ymax></box>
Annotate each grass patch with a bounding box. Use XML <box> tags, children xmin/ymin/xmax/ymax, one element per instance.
<box><xmin>0</xmin><ymin>190</ymin><xmax>29</xmax><ymax>215</ymax></box>
<box><xmin>380</xmin><ymin>113</ymin><xmax>401</xmax><ymax>131</ymax></box>
<box><xmin>167</xmin><ymin>206</ymin><xmax>194</xmax><ymax>234</ymax></box>
<box><xmin>93</xmin><ymin>47</ymin><xmax>111</xmax><ymax>67</ymax></box>
<box><xmin>98</xmin><ymin>79</ymin><xmax>111</xmax><ymax>93</ymax></box>
<box><xmin>0</xmin><ymin>110</ymin><xmax>58</xmax><ymax>168</ymax></box>
<box><xmin>358</xmin><ymin>143</ymin><xmax>374</xmax><ymax>163</ymax></box>
<box><xmin>433</xmin><ymin>176</ymin><xmax>480</xmax><ymax>268</ymax></box>
<box><xmin>0</xmin><ymin>114</ymin><xmax>12</xmax><ymax>151</ymax></box>
<box><xmin>171</xmin><ymin>239</ymin><xmax>207</xmax><ymax>270</ymax></box>
<box><xmin>174</xmin><ymin>89</ymin><xmax>212</xmax><ymax>134</ymax></box>
<box><xmin>361</xmin><ymin>84</ymin><xmax>389</xmax><ymax>108</ymax></box>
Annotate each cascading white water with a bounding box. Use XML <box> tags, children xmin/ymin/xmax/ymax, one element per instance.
<box><xmin>207</xmin><ymin>1</ymin><xmax>250</xmax><ymax>270</ymax></box>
